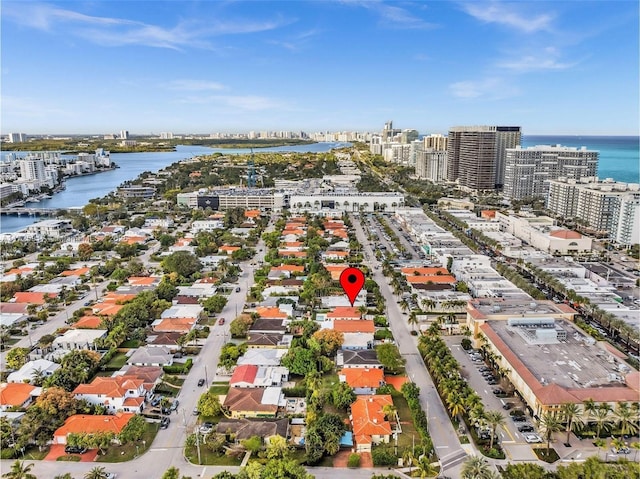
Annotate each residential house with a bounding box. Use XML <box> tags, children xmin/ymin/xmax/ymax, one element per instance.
<box><xmin>230</xmin><ymin>365</ymin><xmax>289</xmax><ymax>388</ymax></box>
<box><xmin>249</xmin><ymin>318</ymin><xmax>287</xmax><ymax>335</ymax></box>
<box><xmin>215</xmin><ymin>418</ymin><xmax>289</xmax><ymax>445</ymax></box>
<box><xmin>11</xmin><ymin>291</ymin><xmax>56</xmax><ymax>305</ymax></box>
<box><xmin>152</xmin><ymin>317</ymin><xmax>196</xmax><ymax>334</ymax></box>
<box><xmin>146</xmin><ymin>332</ymin><xmax>182</xmax><ymax>352</ymax></box>
<box><xmin>236</xmin><ymin>349</ymin><xmax>288</xmax><ymax>367</ymax></box>
<box><xmin>73</xmin><ymin>376</ymin><xmax>146</xmax><ymax>413</ymax></box>
<box><xmin>350</xmin><ymin>395</ymin><xmax>393</xmax><ymax>452</ymax></box>
<box><xmin>339</xmin><ymin>368</ymin><xmax>385</xmax><ymax>395</ymax></box>
<box><xmin>246</xmin><ymin>332</ymin><xmax>293</xmax><ymax>349</ymax></box>
<box><xmin>223</xmin><ymin>387</ymin><xmax>282</xmax><ymax>418</ymax></box>
<box><xmin>126</xmin><ymin>346</ymin><xmax>173</xmax><ymax>367</ymax></box>
<box><xmin>327</xmin><ymin>307</ymin><xmax>363</xmax><ymax>321</ymax></box>
<box><xmin>52</xmin><ymin>329</ymin><xmax>107</xmax><ymax>351</ymax></box>
<box><xmin>7</xmin><ymin>359</ymin><xmax>60</xmax><ymax>384</ymax></box>
<box><xmin>0</xmin><ymin>383</ymin><xmax>40</xmax><ymax>411</ymax></box>
<box><xmin>336</xmin><ymin>350</ymin><xmax>382</xmax><ymax>369</ymax></box>
<box><xmin>53</xmin><ymin>413</ymin><xmax>134</xmax><ymax>444</ymax></box>
<box><xmin>72</xmin><ymin>315</ymin><xmax>105</xmax><ymax>329</ymax></box>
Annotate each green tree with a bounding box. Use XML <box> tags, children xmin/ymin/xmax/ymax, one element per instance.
<box><xmin>375</xmin><ymin>343</ymin><xmax>405</xmax><ymax>373</ymax></box>
<box><xmin>265</xmin><ymin>435</ymin><xmax>291</xmax><ymax>460</ymax></box>
<box><xmin>6</xmin><ymin>348</ymin><xmax>30</xmax><ymax>370</ymax></box>
<box><xmin>310</xmin><ymin>329</ymin><xmax>344</xmax><ymax>356</ymax></box>
<box><xmin>484</xmin><ymin>410</ymin><xmax>505</xmax><ymax>450</ymax></box>
<box><xmin>197</xmin><ymin>391</ymin><xmax>222</xmax><ymax>417</ymax></box>
<box><xmin>413</xmin><ymin>455</ymin><xmax>438</xmax><ymax>478</ymax></box>
<box><xmin>461</xmin><ymin>456</ymin><xmax>495</xmax><ymax>479</ymax></box>
<box><xmin>202</xmin><ymin>295</ymin><xmax>227</xmax><ymax>314</ymax></box>
<box><xmin>161</xmin><ymin>251</ymin><xmax>202</xmax><ymax>278</ymax></box>
<box><xmin>229</xmin><ymin>315</ymin><xmax>253</xmax><ymax>338</ymax></box>
<box><xmin>331</xmin><ymin>382</ymin><xmax>356</xmax><ymax>410</ymax></box>
<box><xmin>118</xmin><ymin>415</ymin><xmax>146</xmax><ymax>444</ymax></box>
<box><xmin>500</xmin><ymin>463</ymin><xmax>549</xmax><ymax>479</ymax></box>
<box><xmin>161</xmin><ymin>467</ymin><xmax>180</xmax><ymax>479</ymax></box>
<box><xmin>2</xmin><ymin>460</ymin><xmax>36</xmax><ymax>479</ymax></box>
<box><xmin>156</xmin><ymin>280</ymin><xmax>178</xmax><ymax>302</ymax></box>
<box><xmin>241</xmin><ymin>435</ymin><xmax>262</xmax><ymax>453</ymax></box>
<box><xmin>281</xmin><ymin>347</ymin><xmax>318</xmax><ymax>376</ymax></box>
<box><xmin>560</xmin><ymin>402</ymin><xmax>583</xmax><ymax>446</ymax></box>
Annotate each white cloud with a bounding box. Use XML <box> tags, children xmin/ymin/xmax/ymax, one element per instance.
<box><xmin>449</xmin><ymin>77</ymin><xmax>519</xmax><ymax>100</ymax></box>
<box><xmin>343</xmin><ymin>0</ymin><xmax>437</xmax><ymax>29</ymax></box>
<box><xmin>462</xmin><ymin>2</ymin><xmax>554</xmax><ymax>33</ymax></box>
<box><xmin>165</xmin><ymin>80</ymin><xmax>226</xmax><ymax>91</ymax></box>
<box><xmin>2</xmin><ymin>3</ymin><xmax>292</xmax><ymax>50</ymax></box>
<box><xmin>176</xmin><ymin>94</ymin><xmax>285</xmax><ymax>111</ymax></box>
<box><xmin>497</xmin><ymin>47</ymin><xmax>577</xmax><ymax>72</ymax></box>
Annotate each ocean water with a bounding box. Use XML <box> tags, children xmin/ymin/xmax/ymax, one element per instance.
<box><xmin>522</xmin><ymin>135</ymin><xmax>639</xmax><ymax>184</ymax></box>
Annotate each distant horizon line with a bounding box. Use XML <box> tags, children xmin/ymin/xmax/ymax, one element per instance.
<box><xmin>2</xmin><ymin>131</ymin><xmax>639</xmax><ymax>138</ymax></box>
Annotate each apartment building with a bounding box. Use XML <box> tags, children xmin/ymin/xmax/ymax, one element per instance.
<box><xmin>503</xmin><ymin>145</ymin><xmax>598</xmax><ymax>199</ymax></box>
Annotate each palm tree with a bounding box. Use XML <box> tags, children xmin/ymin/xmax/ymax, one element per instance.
<box><xmin>537</xmin><ymin>412</ymin><xmax>562</xmax><ymax>455</ymax></box>
<box><xmin>484</xmin><ymin>410</ymin><xmax>505</xmax><ymax>450</ymax></box>
<box><xmin>560</xmin><ymin>402</ymin><xmax>583</xmax><ymax>446</ymax></box>
<box><xmin>402</xmin><ymin>449</ymin><xmax>414</xmax><ymax>475</ymax></box>
<box><xmin>2</xmin><ymin>461</ymin><xmax>37</xmax><ymax>479</ymax></box>
<box><xmin>592</xmin><ymin>404</ymin><xmax>612</xmax><ymax>439</ymax></box>
<box><xmin>407</xmin><ymin>312</ymin><xmax>419</xmax><ymax>332</ymax></box>
<box><xmin>84</xmin><ymin>467</ymin><xmax>108</xmax><ymax>479</ymax></box>
<box><xmin>614</xmin><ymin>402</ymin><xmax>638</xmax><ymax>437</ymax></box>
<box><xmin>461</xmin><ymin>455</ymin><xmax>494</xmax><ymax>479</ymax></box>
<box><xmin>630</xmin><ymin>441</ymin><xmax>640</xmax><ymax>461</ymax></box>
<box><xmin>382</xmin><ymin>404</ymin><xmax>397</xmax><ymax>422</ymax></box>
<box><xmin>413</xmin><ymin>455</ymin><xmax>438</xmax><ymax>478</ymax></box>
<box><xmin>421</xmin><ymin>298</ymin><xmax>435</xmax><ymax>313</ymax></box>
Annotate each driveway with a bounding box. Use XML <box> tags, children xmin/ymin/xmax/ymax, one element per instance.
<box><xmin>44</xmin><ymin>445</ymin><xmax>99</xmax><ymax>462</ymax></box>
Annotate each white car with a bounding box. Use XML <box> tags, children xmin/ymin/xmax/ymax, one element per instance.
<box><xmin>523</xmin><ymin>433</ymin><xmax>543</xmax><ymax>443</ymax></box>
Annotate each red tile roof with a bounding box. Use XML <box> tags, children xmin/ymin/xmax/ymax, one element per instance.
<box><xmin>333</xmin><ymin>320</ymin><xmax>375</xmax><ymax>333</ymax></box>
<box><xmin>327</xmin><ymin>307</ymin><xmax>362</xmax><ymax>320</ymax></box>
<box><xmin>12</xmin><ymin>292</ymin><xmax>56</xmax><ymax>305</ymax></box>
<box><xmin>230</xmin><ymin>365</ymin><xmax>258</xmax><ymax>385</ymax></box>
<box><xmin>255</xmin><ymin>307</ymin><xmax>288</xmax><ymax>319</ymax></box>
<box><xmin>401</xmin><ymin>267</ymin><xmax>450</xmax><ymax>276</ymax></box>
<box><xmin>73</xmin><ymin>316</ymin><xmax>104</xmax><ymax>329</ymax></box>
<box><xmin>550</xmin><ymin>229</ymin><xmax>582</xmax><ymax>239</ymax></box>
<box><xmin>61</xmin><ymin>267</ymin><xmax>90</xmax><ymax>277</ymax></box>
<box><xmin>54</xmin><ymin>413</ymin><xmax>134</xmax><ymax>438</ymax></box>
<box><xmin>351</xmin><ymin>395</ymin><xmax>393</xmax><ymax>439</ymax></box>
<box><xmin>340</xmin><ymin>368</ymin><xmax>385</xmax><ymax>388</ymax></box>
<box><xmin>0</xmin><ymin>383</ymin><xmax>36</xmax><ymax>407</ymax></box>
<box><xmin>73</xmin><ymin>376</ymin><xmax>144</xmax><ymax>398</ymax></box>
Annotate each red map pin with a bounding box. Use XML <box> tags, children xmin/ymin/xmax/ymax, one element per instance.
<box><xmin>339</xmin><ymin>267</ymin><xmax>365</xmax><ymax>306</ymax></box>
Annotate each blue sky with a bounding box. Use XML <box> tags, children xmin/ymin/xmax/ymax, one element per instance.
<box><xmin>1</xmin><ymin>1</ymin><xmax>638</xmax><ymax>136</ymax></box>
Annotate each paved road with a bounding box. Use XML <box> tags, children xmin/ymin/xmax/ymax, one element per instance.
<box><xmin>351</xmin><ymin>214</ymin><xmax>468</xmax><ymax>472</ymax></box>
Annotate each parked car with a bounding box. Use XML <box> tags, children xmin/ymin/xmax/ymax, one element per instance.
<box><xmin>218</xmin><ymin>318</ymin><xmax>225</xmax><ymax>325</ymax></box>
<box><xmin>197</xmin><ymin>378</ymin><xmax>205</xmax><ymax>387</ymax></box>
<box><xmin>160</xmin><ymin>417</ymin><xmax>170</xmax><ymax>429</ymax></box>
<box><xmin>199</xmin><ymin>422</ymin><xmax>213</xmax><ymax>434</ymax></box>
<box><xmin>235</xmin><ymin>287</ymin><xmax>241</xmax><ymax>292</ymax></box>
<box><xmin>512</xmin><ymin>415</ymin><xmax>527</xmax><ymax>422</ymax></box>
<box><xmin>502</xmin><ymin>403</ymin><xmax>514</xmax><ymax>410</ymax></box>
<box><xmin>523</xmin><ymin>433</ymin><xmax>543</xmax><ymax>443</ymax></box>
<box><xmin>170</xmin><ymin>399</ymin><xmax>179</xmax><ymax>411</ymax></box>
<box><xmin>64</xmin><ymin>445</ymin><xmax>87</xmax><ymax>454</ymax></box>
<box><xmin>192</xmin><ymin>408</ymin><xmax>200</xmax><ymax>416</ymax></box>
<box><xmin>492</xmin><ymin>388</ymin><xmax>505</xmax><ymax>395</ymax></box>
<box><xmin>151</xmin><ymin>396</ymin><xmax>162</xmax><ymax>407</ymax></box>
<box><xmin>105</xmin><ymin>474</ymin><xmax>117</xmax><ymax>479</ymax></box>
<box><xmin>518</xmin><ymin>424</ymin><xmax>535</xmax><ymax>432</ymax></box>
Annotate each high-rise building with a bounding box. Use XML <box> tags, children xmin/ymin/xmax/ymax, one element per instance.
<box><xmin>120</xmin><ymin>130</ymin><xmax>129</xmax><ymax>140</ymax></box>
<box><xmin>423</xmin><ymin>134</ymin><xmax>448</xmax><ymax>151</ymax></box>
<box><xmin>547</xmin><ymin>177</ymin><xmax>640</xmax><ymax>244</ymax></box>
<box><xmin>447</xmin><ymin>126</ymin><xmax>521</xmax><ymax>190</ymax></box>
<box><xmin>400</xmin><ymin>129</ymin><xmax>419</xmax><ymax>144</ymax></box>
<box><xmin>19</xmin><ymin>156</ymin><xmax>46</xmax><ymax>182</ymax></box>
<box><xmin>416</xmin><ymin>149</ymin><xmax>448</xmax><ymax>183</ymax></box>
<box><xmin>382</xmin><ymin>121</ymin><xmax>400</xmax><ymax>142</ymax></box>
<box><xmin>8</xmin><ymin>133</ymin><xmax>26</xmax><ymax>143</ymax></box>
<box><xmin>503</xmin><ymin>145</ymin><xmax>598</xmax><ymax>199</ymax></box>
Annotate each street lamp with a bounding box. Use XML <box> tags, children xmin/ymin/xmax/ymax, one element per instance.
<box><xmin>204</xmin><ymin>364</ymin><xmax>209</xmax><ymax>388</ymax></box>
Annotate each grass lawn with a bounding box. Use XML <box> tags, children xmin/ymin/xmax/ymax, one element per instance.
<box><xmin>155</xmin><ymin>383</ymin><xmax>180</xmax><ymax>397</ymax></box>
<box><xmin>321</xmin><ymin>372</ymin><xmax>339</xmax><ymax>391</ymax></box>
<box><xmin>57</xmin><ymin>455</ymin><xmax>81</xmax><ymax>462</ymax></box>
<box><xmin>184</xmin><ymin>447</ymin><xmax>243</xmax><ymax>466</ymax></box>
<box><xmin>22</xmin><ymin>446</ymin><xmax>49</xmax><ymax>461</ymax></box>
<box><xmin>391</xmin><ymin>390</ymin><xmax>420</xmax><ymax>451</ymax></box>
<box><xmin>97</xmin><ymin>422</ymin><xmax>159</xmax><ymax>463</ymax></box>
<box><xmin>163</xmin><ymin>375</ymin><xmax>185</xmax><ymax>387</ymax></box>
<box><xmin>103</xmin><ymin>352</ymin><xmax>128</xmax><ymax>371</ymax></box>
<box><xmin>119</xmin><ymin>339</ymin><xmax>141</xmax><ymax>348</ymax></box>
<box><xmin>533</xmin><ymin>447</ymin><xmax>560</xmax><ymax>463</ymax></box>
<box><xmin>209</xmin><ymin>383</ymin><xmax>230</xmax><ymax>395</ymax></box>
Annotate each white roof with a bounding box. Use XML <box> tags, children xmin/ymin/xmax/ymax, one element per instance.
<box><xmin>53</xmin><ymin>329</ymin><xmax>107</xmax><ymax>345</ymax></box>
<box><xmin>7</xmin><ymin>359</ymin><xmax>60</xmax><ymax>383</ymax></box>
<box><xmin>161</xmin><ymin>304</ymin><xmax>203</xmax><ymax>319</ymax></box>
<box><xmin>0</xmin><ymin>313</ymin><xmax>26</xmax><ymax>328</ymax></box>
<box><xmin>237</xmin><ymin>349</ymin><xmax>287</xmax><ymax>367</ymax></box>
<box><xmin>261</xmin><ymin>387</ymin><xmax>283</xmax><ymax>405</ymax></box>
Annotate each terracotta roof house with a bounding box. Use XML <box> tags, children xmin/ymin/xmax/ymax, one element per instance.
<box><xmin>53</xmin><ymin>413</ymin><xmax>134</xmax><ymax>444</ymax></box>
<box><xmin>0</xmin><ymin>383</ymin><xmax>39</xmax><ymax>411</ymax></box>
<box><xmin>116</xmin><ymin>366</ymin><xmax>163</xmax><ymax>394</ymax></box>
<box><xmin>72</xmin><ymin>315</ymin><xmax>105</xmax><ymax>329</ymax></box>
<box><xmin>230</xmin><ymin>365</ymin><xmax>289</xmax><ymax>388</ymax></box>
<box><xmin>339</xmin><ymin>368</ymin><xmax>385</xmax><ymax>395</ymax></box>
<box><xmin>152</xmin><ymin>317</ymin><xmax>196</xmax><ymax>334</ymax></box>
<box><xmin>271</xmin><ymin>265</ymin><xmax>305</xmax><ymax>275</ymax></box>
<box><xmin>278</xmin><ymin>250</ymin><xmax>307</xmax><ymax>259</ymax></box>
<box><xmin>73</xmin><ymin>376</ymin><xmax>146</xmax><ymax>413</ymax></box>
<box><xmin>322</xmin><ymin>250</ymin><xmax>349</xmax><ymax>261</ymax></box>
<box><xmin>245</xmin><ymin>209</ymin><xmax>261</xmax><ymax>219</ymax></box>
<box><xmin>324</xmin><ymin>264</ymin><xmax>349</xmax><ymax>281</ymax></box>
<box><xmin>327</xmin><ymin>307</ymin><xmax>362</xmax><ymax>321</ymax></box>
<box><xmin>127</xmin><ymin>276</ymin><xmax>161</xmax><ymax>287</ymax></box>
<box><xmin>91</xmin><ymin>303</ymin><xmax>123</xmax><ymax>316</ymax></box>
<box><xmin>333</xmin><ymin>320</ymin><xmax>375</xmax><ymax>334</ymax></box>
<box><xmin>255</xmin><ymin>307</ymin><xmax>288</xmax><ymax>320</ymax></box>
<box><xmin>230</xmin><ymin>365</ymin><xmax>259</xmax><ymax>388</ymax></box>
<box><xmin>401</xmin><ymin>267</ymin><xmax>450</xmax><ymax>276</ymax></box>
<box><xmin>12</xmin><ymin>292</ymin><xmax>56</xmax><ymax>305</ymax></box>
<box><xmin>61</xmin><ymin>267</ymin><xmax>90</xmax><ymax>277</ymax></box>
<box><xmin>0</xmin><ymin>303</ymin><xmax>28</xmax><ymax>314</ymax></box>
<box><xmin>219</xmin><ymin>245</ymin><xmax>241</xmax><ymax>255</ymax></box>
<box><xmin>351</xmin><ymin>395</ymin><xmax>393</xmax><ymax>452</ymax></box>
<box><xmin>223</xmin><ymin>387</ymin><xmax>280</xmax><ymax>418</ymax></box>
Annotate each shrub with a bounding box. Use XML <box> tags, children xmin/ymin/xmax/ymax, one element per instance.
<box><xmin>372</xmin><ymin>447</ymin><xmax>397</xmax><ymax>467</ymax></box>
<box><xmin>348</xmin><ymin>453</ymin><xmax>360</xmax><ymax>468</ymax></box>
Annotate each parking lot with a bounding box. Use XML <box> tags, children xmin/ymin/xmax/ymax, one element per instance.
<box><xmin>444</xmin><ymin>337</ymin><xmax>540</xmax><ymax>461</ymax></box>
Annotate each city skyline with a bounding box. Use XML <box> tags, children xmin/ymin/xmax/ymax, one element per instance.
<box><xmin>1</xmin><ymin>1</ymin><xmax>638</xmax><ymax>136</ymax></box>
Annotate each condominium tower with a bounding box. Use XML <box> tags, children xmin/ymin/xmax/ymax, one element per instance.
<box><xmin>503</xmin><ymin>145</ymin><xmax>598</xmax><ymax>199</ymax></box>
<box><xmin>547</xmin><ymin>177</ymin><xmax>640</xmax><ymax>245</ymax></box>
<box><xmin>447</xmin><ymin>126</ymin><xmax>521</xmax><ymax>190</ymax></box>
